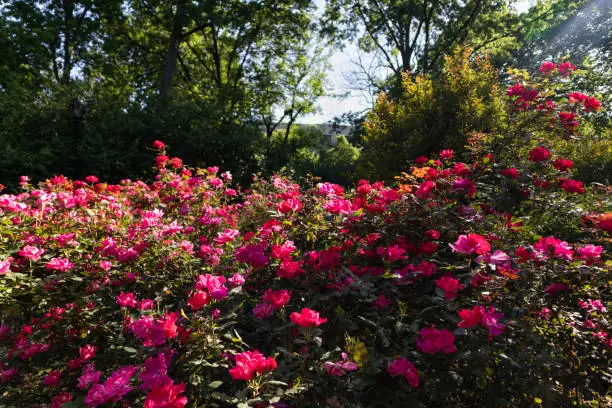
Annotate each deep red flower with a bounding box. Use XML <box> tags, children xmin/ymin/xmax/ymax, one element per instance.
<box><xmin>559</xmin><ymin>179</ymin><xmax>585</xmax><ymax>194</ymax></box>
<box><xmin>557</xmin><ymin>61</ymin><xmax>575</xmax><ymax>76</ymax></box>
<box><xmin>552</xmin><ymin>158</ymin><xmax>574</xmax><ymax>172</ymax></box>
<box><xmin>528</xmin><ymin>147</ymin><xmax>551</xmax><ymax>163</ymax></box>
<box><xmin>584</xmin><ymin>96</ymin><xmax>601</xmax><ymax>112</ymax></box>
<box><xmin>568</xmin><ymin>92</ymin><xmax>587</xmax><ymax>103</ymax></box>
<box><xmin>539</xmin><ymin>61</ymin><xmax>556</xmax><ymax>74</ymax></box>
<box><xmin>416</xmin><ymin>326</ymin><xmax>456</xmax><ymax>354</ymax></box>
<box><xmin>458</xmin><ymin>306</ymin><xmax>484</xmax><ymax>329</ymax></box>
<box><xmin>187</xmin><ymin>291</ymin><xmax>210</xmax><ymax>311</ymax></box>
<box><xmin>501</xmin><ymin>168</ymin><xmax>519</xmax><ymax>179</ymax></box>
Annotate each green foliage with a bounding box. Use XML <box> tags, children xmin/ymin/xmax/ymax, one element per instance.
<box><xmin>357</xmin><ymin>49</ymin><xmax>505</xmax><ymax>181</ymax></box>
<box><xmin>266</xmin><ymin>125</ymin><xmax>360</xmax><ymax>186</ymax></box>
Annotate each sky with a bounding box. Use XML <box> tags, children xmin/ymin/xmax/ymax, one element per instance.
<box><xmin>300</xmin><ymin>0</ymin><xmax>536</xmax><ymax>124</ymax></box>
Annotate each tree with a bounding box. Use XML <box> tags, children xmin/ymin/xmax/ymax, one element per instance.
<box><xmin>321</xmin><ymin>0</ymin><xmax>520</xmax><ymax>87</ymax></box>
<box><xmin>254</xmin><ymin>41</ymin><xmax>328</xmax><ymax>141</ymax></box>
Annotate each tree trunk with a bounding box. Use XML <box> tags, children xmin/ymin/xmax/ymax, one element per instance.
<box><xmin>160</xmin><ymin>0</ymin><xmax>186</xmax><ymax>100</ymax></box>
<box><xmin>61</xmin><ymin>0</ymin><xmax>74</xmax><ymax>84</ymax></box>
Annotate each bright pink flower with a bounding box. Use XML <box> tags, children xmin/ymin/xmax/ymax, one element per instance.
<box><xmin>45</xmin><ymin>257</ymin><xmax>73</xmax><ymax>272</ymax></box>
<box><xmin>18</xmin><ymin>245</ymin><xmax>45</xmax><ymax>261</ymax></box>
<box><xmin>449</xmin><ymin>233</ymin><xmax>491</xmax><ymax>256</ymax></box>
<box><xmin>152</xmin><ymin>140</ymin><xmax>165</xmax><ymax>150</ymax></box>
<box><xmin>290</xmin><ymin>308</ymin><xmax>327</xmax><ymax>328</ymax></box>
<box><xmin>324</xmin><ymin>352</ymin><xmax>358</xmax><ymax>377</ymax></box>
<box><xmin>387</xmin><ymin>358</ymin><xmax>419</xmax><ymax>387</ymax></box>
<box><xmin>188</xmin><ymin>291</ymin><xmax>211</xmax><ymax>310</ymax></box>
<box><xmin>439</xmin><ymin>149</ymin><xmax>454</xmax><ymax>159</ymax></box>
<box><xmin>271</xmin><ymin>241</ymin><xmax>296</xmax><ymax>259</ymax></box>
<box><xmin>228</xmin><ymin>273</ymin><xmax>245</xmax><ymax>287</ymax></box>
<box><xmin>501</xmin><ymin>168</ymin><xmax>520</xmax><ymax>179</ymax></box>
<box><xmin>214</xmin><ymin>229</ymin><xmax>240</xmax><ymax>244</ymax></box>
<box><xmin>584</xmin><ymin>96</ymin><xmax>601</xmax><ymax>112</ymax></box>
<box><xmin>262</xmin><ymin>289</ymin><xmax>291</xmax><ymax>309</ymax></box>
<box><xmin>536</xmin><ymin>308</ymin><xmax>551</xmax><ymax>320</ymax></box>
<box><xmin>416</xmin><ymin>326</ymin><xmax>456</xmax><ymax>354</ymax></box>
<box><xmin>481</xmin><ymin>307</ymin><xmax>505</xmax><ymax>337</ymax></box>
<box><xmin>528</xmin><ymin>147</ymin><xmax>551</xmax><ymax>162</ymax></box>
<box><xmin>77</xmin><ymin>364</ymin><xmax>102</xmax><ymax>390</ymax></box>
<box><xmin>532</xmin><ymin>236</ymin><xmax>574</xmax><ymax>261</ymax></box>
<box><xmin>195</xmin><ymin>274</ymin><xmax>228</xmax><ymax>300</ymax></box>
<box><xmin>415</xmin><ymin>180</ymin><xmax>435</xmax><ymax>199</ymax></box>
<box><xmin>0</xmin><ymin>258</ymin><xmax>12</xmax><ymax>274</ymax></box>
<box><xmin>228</xmin><ymin>350</ymin><xmax>277</xmax><ymax>381</ymax></box>
<box><xmin>129</xmin><ymin>313</ymin><xmax>179</xmax><ymax>347</ymax></box>
<box><xmin>478</xmin><ymin>250</ymin><xmax>510</xmax><ymax>266</ymax></box>
<box><xmin>276</xmin><ymin>257</ymin><xmax>305</xmax><ymax>279</ymax></box>
<box><xmin>323</xmin><ymin>198</ymin><xmax>353</xmax><ymax>215</ymax></box>
<box><xmin>116</xmin><ymin>292</ymin><xmax>137</xmax><ymax>308</ymax></box>
<box><xmin>84</xmin><ymin>366</ymin><xmax>138</xmax><ymax>407</ymax></box>
<box><xmin>435</xmin><ymin>275</ymin><xmax>464</xmax><ymax>300</ymax></box>
<box><xmin>577</xmin><ymin>244</ymin><xmax>603</xmax><ymax>261</ymax></box>
<box><xmin>44</xmin><ymin>370</ymin><xmax>62</xmax><ymax>386</ymax></box>
<box><xmin>317</xmin><ymin>182</ymin><xmax>344</xmax><ymax>197</ymax></box>
<box><xmin>138</xmin><ymin>299</ymin><xmax>155</xmax><ymax>310</ymax></box>
<box><xmin>539</xmin><ymin>61</ymin><xmax>556</xmax><ymax>74</ymax></box>
<box><xmin>587</xmin><ymin>299</ymin><xmax>606</xmax><ymax>312</ymax></box>
<box><xmin>506</xmin><ymin>83</ymin><xmax>525</xmax><ymax>97</ymax></box>
<box><xmin>458</xmin><ymin>306</ymin><xmax>484</xmax><ymax>329</ymax></box>
<box><xmin>376</xmin><ymin>245</ymin><xmax>406</xmax><ymax>262</ymax></box>
<box><xmin>144</xmin><ymin>378</ymin><xmax>188</xmax><ymax>408</ymax></box>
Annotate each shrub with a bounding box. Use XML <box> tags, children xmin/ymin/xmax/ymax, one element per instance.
<box><xmin>357</xmin><ymin>49</ymin><xmax>505</xmax><ymax>181</ymax></box>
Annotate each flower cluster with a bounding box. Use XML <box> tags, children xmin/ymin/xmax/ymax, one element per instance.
<box><xmin>228</xmin><ymin>350</ymin><xmax>277</xmax><ymax>381</ymax></box>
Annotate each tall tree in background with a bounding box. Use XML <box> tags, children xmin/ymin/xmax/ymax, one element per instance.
<box><xmin>0</xmin><ymin>0</ymin><xmax>329</xmax><ymax>187</ymax></box>
<box><xmin>254</xmin><ymin>41</ymin><xmax>328</xmax><ymax>141</ymax></box>
<box><xmin>322</xmin><ymin>0</ymin><xmax>520</xmax><ymax>87</ymax></box>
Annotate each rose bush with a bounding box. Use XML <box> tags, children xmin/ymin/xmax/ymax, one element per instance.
<box><xmin>0</xmin><ymin>63</ymin><xmax>610</xmax><ymax>407</ymax></box>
